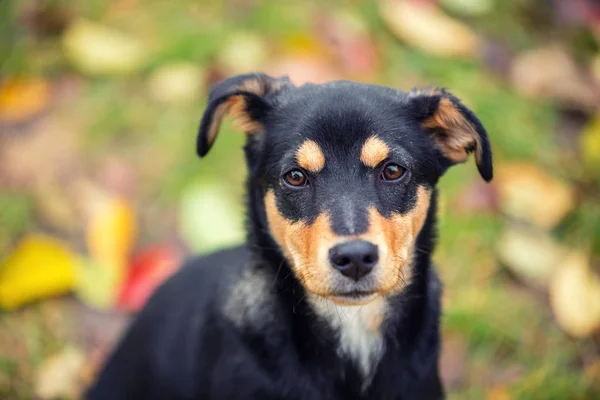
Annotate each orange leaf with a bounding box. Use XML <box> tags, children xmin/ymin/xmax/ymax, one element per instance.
<box><xmin>0</xmin><ymin>78</ymin><xmax>50</xmax><ymax>123</ymax></box>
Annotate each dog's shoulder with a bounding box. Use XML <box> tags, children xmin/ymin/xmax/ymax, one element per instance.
<box><xmin>145</xmin><ymin>244</ymin><xmax>280</xmax><ymax>334</ymax></box>
<box><xmin>88</xmin><ymin>246</ymin><xmax>278</xmax><ymax>399</ymax></box>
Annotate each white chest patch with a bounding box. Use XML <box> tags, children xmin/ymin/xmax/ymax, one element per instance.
<box><xmin>309</xmin><ymin>295</ymin><xmax>387</xmax><ymax>382</ymax></box>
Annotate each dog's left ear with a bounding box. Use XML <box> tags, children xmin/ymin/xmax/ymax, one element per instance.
<box><xmin>408</xmin><ymin>88</ymin><xmax>493</xmax><ymax>182</ymax></box>
<box><xmin>197</xmin><ymin>73</ymin><xmax>290</xmax><ymax>157</ymax></box>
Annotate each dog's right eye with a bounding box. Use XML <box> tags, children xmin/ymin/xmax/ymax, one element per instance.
<box><xmin>283</xmin><ymin>169</ymin><xmax>308</xmax><ymax>188</ymax></box>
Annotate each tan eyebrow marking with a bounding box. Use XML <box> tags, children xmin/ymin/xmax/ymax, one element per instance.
<box><xmin>296</xmin><ymin>140</ymin><xmax>325</xmax><ymax>173</ymax></box>
<box><xmin>360</xmin><ymin>136</ymin><xmax>390</xmax><ymax>168</ymax></box>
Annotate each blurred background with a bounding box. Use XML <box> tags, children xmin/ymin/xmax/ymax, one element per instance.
<box><xmin>1</xmin><ymin>0</ymin><xmax>600</xmax><ymax>398</ymax></box>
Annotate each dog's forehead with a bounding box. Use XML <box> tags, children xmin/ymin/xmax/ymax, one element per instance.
<box><xmin>267</xmin><ymin>83</ymin><xmax>422</xmax><ymax>168</ymax></box>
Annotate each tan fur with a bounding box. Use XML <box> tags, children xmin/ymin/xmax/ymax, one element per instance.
<box><xmin>266</xmin><ymin>187</ymin><xmax>431</xmax><ymax>381</ymax></box>
<box><xmin>411</xmin><ymin>87</ymin><xmax>441</xmax><ymax>97</ymax></box>
<box><xmin>422</xmin><ymin>97</ymin><xmax>482</xmax><ymax>164</ymax></box>
<box><xmin>264</xmin><ymin>186</ymin><xmax>432</xmax><ymax>300</ymax></box>
<box><xmin>207</xmin><ymin>77</ymin><xmax>282</xmax><ymax>147</ymax></box>
<box><xmin>228</xmin><ymin>96</ymin><xmax>263</xmax><ymax>133</ymax></box>
<box><xmin>206</xmin><ymin>100</ymin><xmax>230</xmax><ymax>149</ymax></box>
<box><xmin>265</xmin><ymin>191</ymin><xmax>334</xmax><ymax>296</ymax></box>
<box><xmin>296</xmin><ymin>140</ymin><xmax>326</xmax><ymax>173</ymax></box>
<box><xmin>237</xmin><ymin>78</ymin><xmax>281</xmax><ymax>96</ymax></box>
<box><xmin>360</xmin><ymin>136</ymin><xmax>390</xmax><ymax>168</ymax></box>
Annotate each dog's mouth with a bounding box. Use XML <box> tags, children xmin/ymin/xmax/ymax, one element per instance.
<box><xmin>329</xmin><ymin>290</ymin><xmax>379</xmax><ymax>305</ymax></box>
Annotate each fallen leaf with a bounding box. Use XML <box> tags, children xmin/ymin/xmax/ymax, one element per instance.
<box><xmin>510</xmin><ymin>45</ymin><xmax>599</xmax><ymax>109</ymax></box>
<box><xmin>0</xmin><ymin>234</ymin><xmax>77</xmax><ymax>310</ymax></box>
<box><xmin>278</xmin><ymin>33</ymin><xmax>330</xmax><ymax>58</ymax></box>
<box><xmin>379</xmin><ymin>0</ymin><xmax>480</xmax><ymax>58</ymax></box>
<box><xmin>496</xmin><ymin>162</ymin><xmax>575</xmax><ymax>229</ymax></box>
<box><xmin>75</xmin><ymin>257</ymin><xmax>123</xmax><ymax>310</ymax></box>
<box><xmin>550</xmin><ymin>251</ymin><xmax>600</xmax><ymax>338</ymax></box>
<box><xmin>117</xmin><ymin>245</ymin><xmax>181</xmax><ymax>312</ymax></box>
<box><xmin>580</xmin><ymin>114</ymin><xmax>600</xmax><ymax>171</ymax></box>
<box><xmin>497</xmin><ymin>226</ymin><xmax>566</xmax><ymax>288</ymax></box>
<box><xmin>0</xmin><ymin>77</ymin><xmax>50</xmax><ymax>124</ymax></box>
<box><xmin>216</xmin><ymin>32</ymin><xmax>269</xmax><ymax>75</ymax></box>
<box><xmin>35</xmin><ymin>347</ymin><xmax>85</xmax><ymax>400</ymax></box>
<box><xmin>148</xmin><ymin>62</ymin><xmax>206</xmax><ymax>104</ymax></box>
<box><xmin>84</xmin><ymin>188</ymin><xmax>137</xmax><ymax>266</ymax></box>
<box><xmin>178</xmin><ymin>184</ymin><xmax>245</xmax><ymax>253</ymax></box>
<box><xmin>62</xmin><ymin>19</ymin><xmax>147</xmax><ymax>76</ymax></box>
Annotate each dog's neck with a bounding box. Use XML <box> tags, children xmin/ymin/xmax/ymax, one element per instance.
<box><xmin>246</xmin><ymin>180</ymin><xmax>439</xmax><ymax>382</ymax></box>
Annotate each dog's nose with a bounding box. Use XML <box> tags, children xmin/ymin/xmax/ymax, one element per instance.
<box><xmin>329</xmin><ymin>240</ymin><xmax>378</xmax><ymax>281</ymax></box>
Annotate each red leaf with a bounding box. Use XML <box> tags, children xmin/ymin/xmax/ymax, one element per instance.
<box><xmin>117</xmin><ymin>245</ymin><xmax>182</xmax><ymax>312</ymax></box>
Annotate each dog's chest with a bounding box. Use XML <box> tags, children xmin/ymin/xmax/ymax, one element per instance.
<box><xmin>310</xmin><ymin>296</ymin><xmax>387</xmax><ymax>383</ymax></box>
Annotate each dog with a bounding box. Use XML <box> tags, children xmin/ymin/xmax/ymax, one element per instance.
<box><xmin>87</xmin><ymin>73</ymin><xmax>493</xmax><ymax>400</ymax></box>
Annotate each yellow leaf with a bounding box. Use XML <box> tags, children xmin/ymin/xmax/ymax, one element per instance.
<box><xmin>75</xmin><ymin>257</ymin><xmax>123</xmax><ymax>310</ymax></box>
<box><xmin>85</xmin><ymin>192</ymin><xmax>136</xmax><ymax>268</ymax></box>
<box><xmin>62</xmin><ymin>19</ymin><xmax>147</xmax><ymax>76</ymax></box>
<box><xmin>279</xmin><ymin>33</ymin><xmax>330</xmax><ymax>58</ymax></box>
<box><xmin>217</xmin><ymin>32</ymin><xmax>269</xmax><ymax>75</ymax></box>
<box><xmin>0</xmin><ymin>78</ymin><xmax>50</xmax><ymax>123</ymax></box>
<box><xmin>148</xmin><ymin>63</ymin><xmax>206</xmax><ymax>104</ymax></box>
<box><xmin>178</xmin><ymin>184</ymin><xmax>244</xmax><ymax>253</ymax></box>
<box><xmin>580</xmin><ymin>115</ymin><xmax>600</xmax><ymax>171</ymax></box>
<box><xmin>550</xmin><ymin>252</ymin><xmax>600</xmax><ymax>338</ymax></box>
<box><xmin>0</xmin><ymin>234</ymin><xmax>77</xmax><ymax>309</ymax></box>
<box><xmin>378</xmin><ymin>0</ymin><xmax>480</xmax><ymax>58</ymax></box>
<box><xmin>496</xmin><ymin>162</ymin><xmax>575</xmax><ymax>229</ymax></box>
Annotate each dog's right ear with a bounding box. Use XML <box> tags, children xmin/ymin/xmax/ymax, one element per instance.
<box><xmin>197</xmin><ymin>73</ymin><xmax>289</xmax><ymax>157</ymax></box>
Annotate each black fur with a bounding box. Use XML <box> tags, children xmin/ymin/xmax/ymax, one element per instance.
<box><xmin>87</xmin><ymin>75</ymin><xmax>493</xmax><ymax>400</ymax></box>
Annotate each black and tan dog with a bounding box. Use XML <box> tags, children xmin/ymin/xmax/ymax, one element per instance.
<box><xmin>87</xmin><ymin>73</ymin><xmax>492</xmax><ymax>400</ymax></box>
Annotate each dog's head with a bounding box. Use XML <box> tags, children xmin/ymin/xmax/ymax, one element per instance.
<box><xmin>198</xmin><ymin>73</ymin><xmax>492</xmax><ymax>306</ymax></box>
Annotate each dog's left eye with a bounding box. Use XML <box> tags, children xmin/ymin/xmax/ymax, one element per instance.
<box><xmin>381</xmin><ymin>163</ymin><xmax>406</xmax><ymax>181</ymax></box>
<box><xmin>283</xmin><ymin>169</ymin><xmax>308</xmax><ymax>187</ymax></box>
